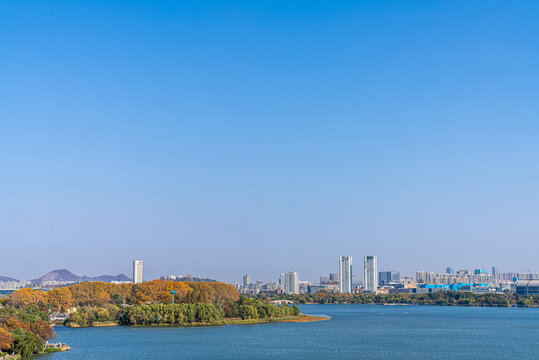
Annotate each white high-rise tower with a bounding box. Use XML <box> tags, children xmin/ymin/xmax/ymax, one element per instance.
<box><xmin>133</xmin><ymin>260</ymin><xmax>143</xmax><ymax>284</ymax></box>
<box><xmin>339</xmin><ymin>256</ymin><xmax>353</xmax><ymax>293</ymax></box>
<box><xmin>363</xmin><ymin>256</ymin><xmax>377</xmax><ymax>292</ymax></box>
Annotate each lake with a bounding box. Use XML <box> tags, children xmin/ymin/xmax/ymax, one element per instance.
<box><xmin>42</xmin><ymin>305</ymin><xmax>539</xmax><ymax>359</ymax></box>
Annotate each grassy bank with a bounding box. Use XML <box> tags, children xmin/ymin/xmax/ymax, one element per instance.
<box><xmin>134</xmin><ymin>313</ymin><xmax>329</xmax><ymax>326</ymax></box>
<box><xmin>221</xmin><ymin>313</ymin><xmax>330</xmax><ymax>325</ymax></box>
<box><xmin>66</xmin><ymin>320</ymin><xmax>119</xmax><ymax>328</ymax></box>
<box><xmin>66</xmin><ymin>313</ymin><xmax>329</xmax><ymax>328</ymax></box>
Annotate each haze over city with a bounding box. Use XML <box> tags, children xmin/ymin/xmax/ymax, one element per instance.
<box><xmin>2</xmin><ymin>1</ymin><xmax>539</xmax><ymax>282</ymax></box>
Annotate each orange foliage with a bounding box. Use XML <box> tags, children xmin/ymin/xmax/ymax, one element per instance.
<box><xmin>0</xmin><ymin>327</ymin><xmax>13</xmax><ymax>351</ymax></box>
<box><xmin>46</xmin><ymin>287</ymin><xmax>73</xmax><ymax>311</ymax></box>
<box><xmin>68</xmin><ymin>282</ymin><xmax>132</xmax><ymax>307</ymax></box>
<box><xmin>1</xmin><ymin>317</ymin><xmax>29</xmax><ymax>332</ymax></box>
<box><xmin>131</xmin><ymin>280</ymin><xmax>193</xmax><ymax>304</ymax></box>
<box><xmin>30</xmin><ymin>319</ymin><xmax>56</xmax><ymax>341</ymax></box>
<box><xmin>7</xmin><ymin>280</ymin><xmax>239</xmax><ymax>310</ymax></box>
<box><xmin>7</xmin><ymin>288</ymin><xmax>46</xmax><ymax>308</ymax></box>
<box><xmin>185</xmin><ymin>282</ymin><xmax>239</xmax><ymax>304</ymax></box>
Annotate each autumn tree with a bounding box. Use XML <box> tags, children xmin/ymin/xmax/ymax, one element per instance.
<box><xmin>7</xmin><ymin>289</ymin><xmax>46</xmax><ymax>308</ymax></box>
<box><xmin>0</xmin><ymin>327</ymin><xmax>13</xmax><ymax>352</ymax></box>
<box><xmin>188</xmin><ymin>283</ymin><xmax>215</xmax><ymax>304</ymax></box>
<box><xmin>30</xmin><ymin>319</ymin><xmax>56</xmax><ymax>342</ymax></box>
<box><xmin>46</xmin><ymin>287</ymin><xmax>73</xmax><ymax>312</ymax></box>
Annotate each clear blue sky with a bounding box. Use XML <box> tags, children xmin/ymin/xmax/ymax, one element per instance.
<box><xmin>1</xmin><ymin>1</ymin><xmax>538</xmax><ymax>282</ymax></box>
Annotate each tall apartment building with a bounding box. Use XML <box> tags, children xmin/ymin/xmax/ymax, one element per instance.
<box><xmin>284</xmin><ymin>272</ymin><xmax>299</xmax><ymax>294</ymax></box>
<box><xmin>378</xmin><ymin>271</ymin><xmax>400</xmax><ymax>285</ymax></box>
<box><xmin>243</xmin><ymin>274</ymin><xmax>251</xmax><ymax>287</ymax></box>
<box><xmin>320</xmin><ymin>275</ymin><xmax>330</xmax><ymax>284</ymax></box>
<box><xmin>339</xmin><ymin>256</ymin><xmax>352</xmax><ymax>293</ymax></box>
<box><xmin>363</xmin><ymin>256</ymin><xmax>378</xmax><ymax>292</ymax></box>
<box><xmin>133</xmin><ymin>260</ymin><xmax>143</xmax><ymax>284</ymax></box>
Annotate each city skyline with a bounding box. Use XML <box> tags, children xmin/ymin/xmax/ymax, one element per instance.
<box><xmin>1</xmin><ymin>259</ymin><xmax>529</xmax><ymax>284</ymax></box>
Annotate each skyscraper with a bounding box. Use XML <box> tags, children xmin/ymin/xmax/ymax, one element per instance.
<box><xmin>446</xmin><ymin>267</ymin><xmax>454</xmax><ymax>274</ymax></box>
<box><xmin>363</xmin><ymin>256</ymin><xmax>377</xmax><ymax>292</ymax></box>
<box><xmin>284</xmin><ymin>272</ymin><xmax>299</xmax><ymax>294</ymax></box>
<box><xmin>339</xmin><ymin>256</ymin><xmax>352</xmax><ymax>293</ymax></box>
<box><xmin>243</xmin><ymin>274</ymin><xmax>251</xmax><ymax>287</ymax></box>
<box><xmin>492</xmin><ymin>267</ymin><xmax>499</xmax><ymax>275</ymax></box>
<box><xmin>133</xmin><ymin>260</ymin><xmax>143</xmax><ymax>284</ymax></box>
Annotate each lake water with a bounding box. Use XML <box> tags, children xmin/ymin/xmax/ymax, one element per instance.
<box><xmin>43</xmin><ymin>305</ymin><xmax>539</xmax><ymax>359</ymax></box>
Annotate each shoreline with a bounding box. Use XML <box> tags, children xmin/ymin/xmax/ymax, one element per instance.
<box><xmin>296</xmin><ymin>302</ymin><xmax>537</xmax><ymax>308</ymax></box>
<box><xmin>63</xmin><ymin>313</ymin><xmax>330</xmax><ymax>328</ymax></box>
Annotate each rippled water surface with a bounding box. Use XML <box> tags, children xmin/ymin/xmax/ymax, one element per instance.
<box><xmin>44</xmin><ymin>305</ymin><xmax>539</xmax><ymax>359</ymax></box>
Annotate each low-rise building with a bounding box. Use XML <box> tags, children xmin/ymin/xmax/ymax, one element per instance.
<box><xmin>515</xmin><ymin>280</ymin><xmax>539</xmax><ymax>295</ymax></box>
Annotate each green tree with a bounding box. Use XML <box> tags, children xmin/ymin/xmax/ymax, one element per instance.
<box><xmin>12</xmin><ymin>328</ymin><xmax>41</xmax><ymax>358</ymax></box>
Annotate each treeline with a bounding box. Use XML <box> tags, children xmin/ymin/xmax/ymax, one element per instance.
<box><xmin>66</xmin><ymin>304</ymin><xmax>120</xmax><ymax>327</ymax></box>
<box><xmin>120</xmin><ymin>304</ymin><xmax>224</xmax><ymax>325</ymax></box>
<box><xmin>255</xmin><ymin>291</ymin><xmax>539</xmax><ymax>307</ymax></box>
<box><xmin>0</xmin><ymin>304</ymin><xmax>56</xmax><ymax>358</ymax></box>
<box><xmin>5</xmin><ymin>280</ymin><xmax>239</xmax><ymax>312</ymax></box>
<box><xmin>225</xmin><ymin>297</ymin><xmax>300</xmax><ymax>320</ymax></box>
<box><xmin>67</xmin><ymin>297</ymin><xmax>301</xmax><ymax>327</ymax></box>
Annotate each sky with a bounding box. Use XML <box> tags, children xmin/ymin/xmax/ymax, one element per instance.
<box><xmin>1</xmin><ymin>1</ymin><xmax>539</xmax><ymax>282</ymax></box>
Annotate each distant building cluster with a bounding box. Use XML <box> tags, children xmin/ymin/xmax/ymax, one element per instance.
<box><xmin>235</xmin><ymin>255</ymin><xmax>385</xmax><ymax>295</ymax></box>
<box><xmin>0</xmin><ymin>280</ymin><xmax>30</xmax><ymax>290</ymax></box>
<box><xmin>233</xmin><ymin>257</ymin><xmax>539</xmax><ymax>296</ymax></box>
<box><xmin>411</xmin><ymin>268</ymin><xmax>539</xmax><ymax>294</ymax></box>
<box><xmin>161</xmin><ymin>275</ymin><xmax>183</xmax><ymax>281</ymax></box>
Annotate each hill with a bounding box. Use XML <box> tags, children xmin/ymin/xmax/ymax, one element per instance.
<box><xmin>31</xmin><ymin>269</ymin><xmax>132</xmax><ymax>284</ymax></box>
<box><xmin>0</xmin><ymin>275</ymin><xmax>19</xmax><ymax>282</ymax></box>
<box><xmin>82</xmin><ymin>274</ymin><xmax>132</xmax><ymax>282</ymax></box>
<box><xmin>31</xmin><ymin>269</ymin><xmax>80</xmax><ymax>283</ymax></box>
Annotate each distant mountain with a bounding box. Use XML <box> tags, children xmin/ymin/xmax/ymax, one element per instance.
<box><xmin>31</xmin><ymin>269</ymin><xmax>132</xmax><ymax>284</ymax></box>
<box><xmin>31</xmin><ymin>269</ymin><xmax>80</xmax><ymax>284</ymax></box>
<box><xmin>0</xmin><ymin>275</ymin><xmax>19</xmax><ymax>282</ymax></box>
<box><xmin>81</xmin><ymin>274</ymin><xmax>132</xmax><ymax>282</ymax></box>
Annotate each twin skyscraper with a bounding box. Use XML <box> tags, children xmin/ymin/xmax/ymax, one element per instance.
<box><xmin>338</xmin><ymin>255</ymin><xmax>378</xmax><ymax>293</ymax></box>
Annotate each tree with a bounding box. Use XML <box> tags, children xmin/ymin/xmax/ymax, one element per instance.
<box><xmin>239</xmin><ymin>305</ymin><xmax>258</xmax><ymax>320</ymax></box>
<box><xmin>46</xmin><ymin>287</ymin><xmax>73</xmax><ymax>312</ymax></box>
<box><xmin>111</xmin><ymin>294</ymin><xmax>123</xmax><ymax>306</ymax></box>
<box><xmin>30</xmin><ymin>319</ymin><xmax>56</xmax><ymax>342</ymax></box>
<box><xmin>7</xmin><ymin>289</ymin><xmax>46</xmax><ymax>308</ymax></box>
<box><xmin>12</xmin><ymin>328</ymin><xmax>40</xmax><ymax>358</ymax></box>
<box><xmin>0</xmin><ymin>327</ymin><xmax>13</xmax><ymax>352</ymax></box>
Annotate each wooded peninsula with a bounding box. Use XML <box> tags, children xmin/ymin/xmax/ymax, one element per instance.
<box><xmin>0</xmin><ymin>280</ymin><xmax>325</xmax><ymax>358</ymax></box>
